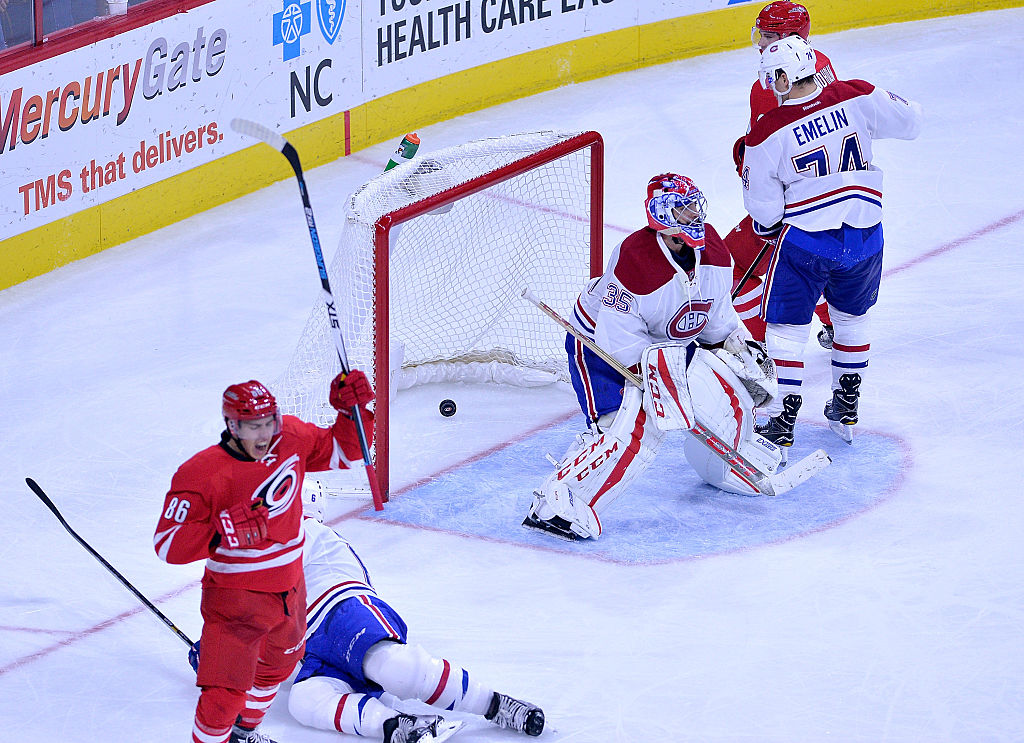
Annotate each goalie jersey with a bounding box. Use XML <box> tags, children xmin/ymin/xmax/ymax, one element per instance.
<box><xmin>742</xmin><ymin>79</ymin><xmax>922</xmax><ymax>233</ymax></box>
<box><xmin>571</xmin><ymin>225</ymin><xmax>739</xmax><ymax>370</ymax></box>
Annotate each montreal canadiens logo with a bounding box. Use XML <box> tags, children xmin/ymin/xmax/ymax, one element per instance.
<box><xmin>253</xmin><ymin>454</ymin><xmax>301</xmax><ymax>515</ymax></box>
<box><xmin>666</xmin><ymin>300</ymin><xmax>712</xmax><ymax>341</ymax></box>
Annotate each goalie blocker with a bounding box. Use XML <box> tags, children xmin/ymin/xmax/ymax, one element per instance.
<box><xmin>526</xmin><ymin>341</ymin><xmax>827</xmax><ymax>540</ymax></box>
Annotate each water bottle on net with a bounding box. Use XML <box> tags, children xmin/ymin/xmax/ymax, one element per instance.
<box><xmin>384</xmin><ymin>133</ymin><xmax>420</xmax><ymax>171</ymax></box>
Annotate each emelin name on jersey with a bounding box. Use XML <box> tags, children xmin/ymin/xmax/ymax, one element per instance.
<box><xmin>793</xmin><ymin>107</ymin><xmax>849</xmax><ymax>147</ymax></box>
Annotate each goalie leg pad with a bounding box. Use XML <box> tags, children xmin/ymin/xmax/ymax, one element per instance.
<box><xmin>683</xmin><ymin>348</ymin><xmax>783</xmax><ymax>494</ymax></box>
<box><xmin>528</xmin><ymin>386</ymin><xmax>663</xmax><ymax>538</ymax></box>
<box><xmin>641</xmin><ymin>342</ymin><xmax>695</xmax><ymax>431</ymax></box>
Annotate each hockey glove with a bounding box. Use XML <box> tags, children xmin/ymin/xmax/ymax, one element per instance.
<box><xmin>188</xmin><ymin>640</ymin><xmax>201</xmax><ymax>673</ymax></box>
<box><xmin>752</xmin><ymin>219</ymin><xmax>782</xmax><ymax>238</ymax></box>
<box><xmin>216</xmin><ymin>500</ymin><xmax>269</xmax><ymax>548</ymax></box>
<box><xmin>330</xmin><ymin>369</ymin><xmax>375</xmax><ymax>411</ymax></box>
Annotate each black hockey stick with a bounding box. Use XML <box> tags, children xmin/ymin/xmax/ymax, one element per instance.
<box><xmin>25</xmin><ymin>478</ymin><xmax>194</xmax><ymax>647</ymax></box>
<box><xmin>229</xmin><ymin>118</ymin><xmax>385</xmax><ymax>511</ymax></box>
<box><xmin>730</xmin><ymin>236</ymin><xmax>775</xmax><ymax>301</ymax></box>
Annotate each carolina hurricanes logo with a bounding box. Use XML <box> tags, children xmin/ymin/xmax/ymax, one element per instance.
<box><xmin>253</xmin><ymin>454</ymin><xmax>301</xmax><ymax>516</ymax></box>
<box><xmin>666</xmin><ymin>300</ymin><xmax>713</xmax><ymax>341</ymax></box>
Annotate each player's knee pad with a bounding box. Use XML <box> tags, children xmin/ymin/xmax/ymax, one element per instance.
<box><xmin>765</xmin><ymin>322</ymin><xmax>811</xmax><ymax>355</ymax></box>
<box><xmin>764</xmin><ymin>322</ymin><xmax>810</xmax><ymax>412</ymax></box>
<box><xmin>288</xmin><ymin>675</ymin><xmax>356</xmax><ymax>730</ymax></box>
<box><xmin>363</xmin><ymin>640</ymin><xmax>436</xmax><ymax>701</ymax></box>
<box><xmin>547</xmin><ymin>385</ymin><xmax>663</xmax><ymax>516</ymax></box>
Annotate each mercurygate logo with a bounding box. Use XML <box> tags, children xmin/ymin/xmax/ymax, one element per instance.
<box><xmin>0</xmin><ymin>26</ymin><xmax>227</xmax><ymax>157</ymax></box>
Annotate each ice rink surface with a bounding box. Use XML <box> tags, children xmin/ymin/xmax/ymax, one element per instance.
<box><xmin>2</xmin><ymin>8</ymin><xmax>1023</xmax><ymax>742</ymax></box>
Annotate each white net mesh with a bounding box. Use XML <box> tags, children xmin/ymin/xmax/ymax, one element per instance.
<box><xmin>275</xmin><ymin>130</ymin><xmax>600</xmax><ymax>482</ymax></box>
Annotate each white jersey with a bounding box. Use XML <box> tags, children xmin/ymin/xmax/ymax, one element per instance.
<box><xmin>742</xmin><ymin>79</ymin><xmax>922</xmax><ymax>232</ymax></box>
<box><xmin>301</xmin><ymin>518</ymin><xmax>376</xmax><ymax>640</ymax></box>
<box><xmin>571</xmin><ymin>226</ymin><xmax>739</xmax><ymax>369</ymax></box>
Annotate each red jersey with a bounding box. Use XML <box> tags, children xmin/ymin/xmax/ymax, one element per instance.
<box><xmin>747</xmin><ymin>49</ymin><xmax>836</xmax><ymax>129</ymax></box>
<box><xmin>154</xmin><ymin>413</ymin><xmax>369</xmax><ymax>592</ymax></box>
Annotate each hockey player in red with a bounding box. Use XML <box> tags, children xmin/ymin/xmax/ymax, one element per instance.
<box><xmin>728</xmin><ymin>1</ymin><xmax>838</xmax><ymax>348</ymax></box>
<box><xmin>155</xmin><ymin>372</ymin><xmax>374</xmax><ymax>743</ymax></box>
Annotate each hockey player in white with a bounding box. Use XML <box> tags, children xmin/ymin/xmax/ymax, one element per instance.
<box><xmin>286</xmin><ymin>488</ymin><xmax>544</xmax><ymax>743</ymax></box>
<box><xmin>523</xmin><ymin>174</ymin><xmax>781</xmax><ymax>541</ymax></box>
<box><xmin>742</xmin><ymin>36</ymin><xmax>922</xmax><ymax>447</ymax></box>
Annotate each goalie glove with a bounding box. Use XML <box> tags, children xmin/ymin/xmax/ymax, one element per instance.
<box><xmin>188</xmin><ymin>640</ymin><xmax>201</xmax><ymax>673</ymax></box>
<box><xmin>717</xmin><ymin>332</ymin><xmax>778</xmax><ymax>408</ymax></box>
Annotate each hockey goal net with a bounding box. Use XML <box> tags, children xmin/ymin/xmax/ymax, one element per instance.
<box><xmin>275</xmin><ymin>130</ymin><xmax>604</xmax><ymax>499</ymax></box>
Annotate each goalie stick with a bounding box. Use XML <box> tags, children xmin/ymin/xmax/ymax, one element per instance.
<box><xmin>230</xmin><ymin>118</ymin><xmax>385</xmax><ymax>511</ymax></box>
<box><xmin>25</xmin><ymin>478</ymin><xmax>194</xmax><ymax>648</ymax></box>
<box><xmin>521</xmin><ymin>288</ymin><xmax>830</xmax><ymax>496</ymax></box>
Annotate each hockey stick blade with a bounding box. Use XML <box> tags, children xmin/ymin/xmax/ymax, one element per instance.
<box><xmin>230</xmin><ymin>117</ymin><xmax>288</xmax><ymax>153</ymax></box>
<box><xmin>767</xmin><ymin>448</ymin><xmax>831</xmax><ymax>494</ymax></box>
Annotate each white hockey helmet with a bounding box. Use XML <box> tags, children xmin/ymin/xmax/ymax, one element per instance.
<box><xmin>759</xmin><ymin>35</ymin><xmax>816</xmax><ymax>95</ymax></box>
<box><xmin>301</xmin><ymin>477</ymin><xmax>325</xmax><ymax>522</ymax></box>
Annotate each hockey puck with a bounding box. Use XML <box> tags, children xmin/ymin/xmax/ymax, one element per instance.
<box><xmin>439</xmin><ymin>399</ymin><xmax>457</xmax><ymax>417</ymax></box>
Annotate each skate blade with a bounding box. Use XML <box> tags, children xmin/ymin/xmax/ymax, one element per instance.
<box><xmin>522</xmin><ymin>515</ymin><xmax>581</xmax><ymax>542</ymax></box>
<box><xmin>828</xmin><ymin>420</ymin><xmax>855</xmax><ymax>444</ymax></box>
<box><xmin>430</xmin><ymin>719</ymin><xmax>467</xmax><ymax>743</ymax></box>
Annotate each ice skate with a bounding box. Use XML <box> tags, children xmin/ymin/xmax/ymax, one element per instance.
<box><xmin>522</xmin><ymin>482</ymin><xmax>601</xmax><ymax>541</ymax></box>
<box><xmin>824</xmin><ymin>373</ymin><xmax>861</xmax><ymax>444</ymax></box>
<box><xmin>817</xmin><ymin>323</ymin><xmax>834</xmax><ymax>350</ymax></box>
<box><xmin>522</xmin><ymin>511</ymin><xmax>581</xmax><ymax>541</ymax></box>
<box><xmin>754</xmin><ymin>394</ymin><xmax>803</xmax><ymax>462</ymax></box>
<box><xmin>383</xmin><ymin>714</ymin><xmax>465</xmax><ymax>743</ymax></box>
<box><xmin>229</xmin><ymin>724</ymin><xmax>279</xmax><ymax>743</ymax></box>
<box><xmin>486</xmin><ymin>692</ymin><xmax>545</xmax><ymax>737</ymax></box>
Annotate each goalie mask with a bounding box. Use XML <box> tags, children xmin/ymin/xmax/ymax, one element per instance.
<box><xmin>645</xmin><ymin>173</ymin><xmax>707</xmax><ymax>249</ymax></box>
<box><xmin>759</xmin><ymin>35</ymin><xmax>816</xmax><ymax>95</ymax></box>
<box><xmin>222</xmin><ymin>380</ymin><xmax>282</xmax><ymax>440</ymax></box>
<box><xmin>752</xmin><ymin>2</ymin><xmax>811</xmax><ymax>49</ymax></box>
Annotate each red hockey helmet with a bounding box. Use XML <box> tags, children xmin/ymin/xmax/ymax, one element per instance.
<box><xmin>753</xmin><ymin>2</ymin><xmax>811</xmax><ymax>48</ymax></box>
<box><xmin>222</xmin><ymin>380</ymin><xmax>282</xmax><ymax>438</ymax></box>
<box><xmin>645</xmin><ymin>174</ymin><xmax>707</xmax><ymax>249</ymax></box>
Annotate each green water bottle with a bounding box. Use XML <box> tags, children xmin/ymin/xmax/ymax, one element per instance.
<box><xmin>384</xmin><ymin>132</ymin><xmax>420</xmax><ymax>171</ymax></box>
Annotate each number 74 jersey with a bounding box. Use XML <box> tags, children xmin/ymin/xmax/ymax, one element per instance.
<box><xmin>742</xmin><ymin>79</ymin><xmax>922</xmax><ymax>233</ymax></box>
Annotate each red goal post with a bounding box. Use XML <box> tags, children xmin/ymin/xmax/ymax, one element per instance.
<box><xmin>275</xmin><ymin>130</ymin><xmax>604</xmax><ymax>501</ymax></box>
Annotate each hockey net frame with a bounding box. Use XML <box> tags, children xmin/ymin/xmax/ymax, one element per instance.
<box><xmin>276</xmin><ymin>130</ymin><xmax>604</xmax><ymax>501</ymax></box>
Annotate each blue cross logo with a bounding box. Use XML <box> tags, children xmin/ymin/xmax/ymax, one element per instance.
<box><xmin>273</xmin><ymin>1</ymin><xmax>311</xmax><ymax>62</ymax></box>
